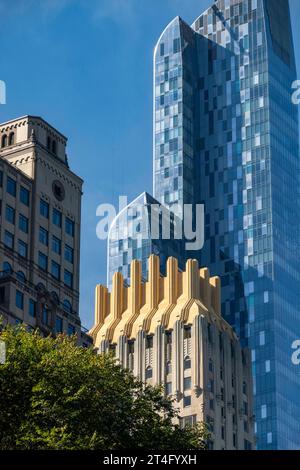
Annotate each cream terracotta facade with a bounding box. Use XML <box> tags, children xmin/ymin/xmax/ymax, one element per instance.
<box><xmin>0</xmin><ymin>115</ymin><xmax>91</xmax><ymax>345</ymax></box>
<box><xmin>91</xmin><ymin>254</ymin><xmax>255</xmax><ymax>450</ymax></box>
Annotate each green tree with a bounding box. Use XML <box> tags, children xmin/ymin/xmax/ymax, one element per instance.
<box><xmin>0</xmin><ymin>325</ymin><xmax>209</xmax><ymax>450</ymax></box>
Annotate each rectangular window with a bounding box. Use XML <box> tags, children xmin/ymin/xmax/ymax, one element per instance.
<box><xmin>184</xmin><ymin>377</ymin><xmax>191</xmax><ymax>391</ymax></box>
<box><xmin>20</xmin><ymin>186</ymin><xmax>30</xmax><ymax>206</ymax></box>
<box><xmin>29</xmin><ymin>299</ymin><xmax>36</xmax><ymax>317</ymax></box>
<box><xmin>51</xmin><ymin>261</ymin><xmax>61</xmax><ymax>280</ymax></box>
<box><xmin>183</xmin><ymin>395</ymin><xmax>191</xmax><ymax>408</ymax></box>
<box><xmin>19</xmin><ymin>214</ymin><xmax>29</xmax><ymax>233</ymax></box>
<box><xmin>64</xmin><ymin>245</ymin><xmax>74</xmax><ymax>264</ymax></box>
<box><xmin>165</xmin><ymin>382</ymin><xmax>172</xmax><ymax>395</ymax></box>
<box><xmin>173</xmin><ymin>37</ymin><xmax>181</xmax><ymax>53</ymax></box>
<box><xmin>5</xmin><ymin>205</ymin><xmax>15</xmax><ymax>224</ymax></box>
<box><xmin>65</xmin><ymin>217</ymin><xmax>75</xmax><ymax>237</ymax></box>
<box><xmin>64</xmin><ymin>270</ymin><xmax>73</xmax><ymax>289</ymax></box>
<box><xmin>261</xmin><ymin>405</ymin><xmax>267</xmax><ymax>419</ymax></box>
<box><xmin>42</xmin><ymin>306</ymin><xmax>48</xmax><ymax>325</ymax></box>
<box><xmin>38</xmin><ymin>252</ymin><xmax>48</xmax><ymax>271</ymax></box>
<box><xmin>53</xmin><ymin>208</ymin><xmax>62</xmax><ymax>227</ymax></box>
<box><xmin>7</xmin><ymin>177</ymin><xmax>16</xmax><ymax>197</ymax></box>
<box><xmin>16</xmin><ymin>290</ymin><xmax>24</xmax><ymax>310</ymax></box>
<box><xmin>183</xmin><ymin>326</ymin><xmax>191</xmax><ymax>340</ymax></box>
<box><xmin>160</xmin><ymin>43</ymin><xmax>164</xmax><ymax>56</ymax></box>
<box><xmin>259</xmin><ymin>331</ymin><xmax>265</xmax><ymax>346</ymax></box>
<box><xmin>18</xmin><ymin>240</ymin><xmax>28</xmax><ymax>258</ymax></box>
<box><xmin>68</xmin><ymin>324</ymin><xmax>76</xmax><ymax>336</ymax></box>
<box><xmin>52</xmin><ymin>236</ymin><xmax>61</xmax><ymax>255</ymax></box>
<box><xmin>56</xmin><ymin>316</ymin><xmax>63</xmax><ymax>333</ymax></box>
<box><xmin>39</xmin><ymin>227</ymin><xmax>48</xmax><ymax>246</ymax></box>
<box><xmin>4</xmin><ymin>230</ymin><xmax>14</xmax><ymax>249</ymax></box>
<box><xmin>40</xmin><ymin>199</ymin><xmax>49</xmax><ymax>219</ymax></box>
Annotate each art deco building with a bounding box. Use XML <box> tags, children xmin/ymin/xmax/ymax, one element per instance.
<box><xmin>0</xmin><ymin>115</ymin><xmax>91</xmax><ymax>346</ymax></box>
<box><xmin>91</xmin><ymin>254</ymin><xmax>254</xmax><ymax>450</ymax></box>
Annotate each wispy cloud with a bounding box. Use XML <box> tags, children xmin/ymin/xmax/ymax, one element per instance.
<box><xmin>93</xmin><ymin>0</ymin><xmax>137</xmax><ymax>24</ymax></box>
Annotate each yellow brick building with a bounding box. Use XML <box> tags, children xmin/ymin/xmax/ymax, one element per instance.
<box><xmin>90</xmin><ymin>255</ymin><xmax>255</xmax><ymax>450</ymax></box>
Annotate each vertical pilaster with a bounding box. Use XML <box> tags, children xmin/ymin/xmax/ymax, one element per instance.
<box><xmin>184</xmin><ymin>259</ymin><xmax>200</xmax><ymax>299</ymax></box>
<box><xmin>173</xmin><ymin>320</ymin><xmax>183</xmax><ymax>399</ymax></box>
<box><xmin>94</xmin><ymin>285</ymin><xmax>109</xmax><ymax>326</ymax></box>
<box><xmin>154</xmin><ymin>325</ymin><xmax>164</xmax><ymax>384</ymax></box>
<box><xmin>210</xmin><ymin>276</ymin><xmax>221</xmax><ymax>316</ymax></box>
<box><xmin>200</xmin><ymin>268</ymin><xmax>211</xmax><ymax>309</ymax></box>
<box><xmin>116</xmin><ymin>335</ymin><xmax>126</xmax><ymax>367</ymax></box>
<box><xmin>111</xmin><ymin>272</ymin><xmax>124</xmax><ymax>320</ymax></box>
<box><xmin>134</xmin><ymin>329</ymin><xmax>145</xmax><ymax>380</ymax></box>
<box><xmin>148</xmin><ymin>255</ymin><xmax>160</xmax><ymax>309</ymax></box>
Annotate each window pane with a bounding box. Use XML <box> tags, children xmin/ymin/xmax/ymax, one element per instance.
<box><xmin>5</xmin><ymin>205</ymin><xmax>15</xmax><ymax>224</ymax></box>
<box><xmin>18</xmin><ymin>240</ymin><xmax>28</xmax><ymax>258</ymax></box>
<box><xmin>40</xmin><ymin>199</ymin><xmax>49</xmax><ymax>218</ymax></box>
<box><xmin>56</xmin><ymin>316</ymin><xmax>63</xmax><ymax>333</ymax></box>
<box><xmin>64</xmin><ymin>270</ymin><xmax>73</xmax><ymax>288</ymax></box>
<box><xmin>53</xmin><ymin>209</ymin><xmax>62</xmax><ymax>227</ymax></box>
<box><xmin>39</xmin><ymin>227</ymin><xmax>48</xmax><ymax>246</ymax></box>
<box><xmin>52</xmin><ymin>236</ymin><xmax>61</xmax><ymax>255</ymax></box>
<box><xmin>65</xmin><ymin>217</ymin><xmax>75</xmax><ymax>237</ymax></box>
<box><xmin>65</xmin><ymin>244</ymin><xmax>74</xmax><ymax>264</ymax></box>
<box><xmin>38</xmin><ymin>252</ymin><xmax>48</xmax><ymax>271</ymax></box>
<box><xmin>20</xmin><ymin>186</ymin><xmax>30</xmax><ymax>206</ymax></box>
<box><xmin>7</xmin><ymin>177</ymin><xmax>16</xmax><ymax>197</ymax></box>
<box><xmin>29</xmin><ymin>299</ymin><xmax>36</xmax><ymax>317</ymax></box>
<box><xmin>19</xmin><ymin>214</ymin><xmax>29</xmax><ymax>233</ymax></box>
<box><xmin>16</xmin><ymin>290</ymin><xmax>24</xmax><ymax>310</ymax></box>
<box><xmin>4</xmin><ymin>231</ymin><xmax>14</xmax><ymax>249</ymax></box>
<box><xmin>51</xmin><ymin>261</ymin><xmax>60</xmax><ymax>280</ymax></box>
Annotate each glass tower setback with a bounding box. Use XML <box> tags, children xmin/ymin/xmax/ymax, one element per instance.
<box><xmin>153</xmin><ymin>0</ymin><xmax>300</xmax><ymax>450</ymax></box>
<box><xmin>107</xmin><ymin>192</ymin><xmax>185</xmax><ymax>290</ymax></box>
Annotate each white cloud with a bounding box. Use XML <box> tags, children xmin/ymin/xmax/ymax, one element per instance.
<box><xmin>92</xmin><ymin>0</ymin><xmax>137</xmax><ymax>25</ymax></box>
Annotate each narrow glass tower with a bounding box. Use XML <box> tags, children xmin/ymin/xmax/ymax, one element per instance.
<box><xmin>153</xmin><ymin>0</ymin><xmax>300</xmax><ymax>450</ymax></box>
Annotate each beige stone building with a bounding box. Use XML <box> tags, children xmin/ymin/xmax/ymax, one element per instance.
<box><xmin>90</xmin><ymin>254</ymin><xmax>255</xmax><ymax>450</ymax></box>
<box><xmin>0</xmin><ymin>115</ymin><xmax>91</xmax><ymax>346</ymax></box>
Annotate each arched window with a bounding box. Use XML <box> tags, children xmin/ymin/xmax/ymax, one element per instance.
<box><xmin>52</xmin><ymin>140</ymin><xmax>57</xmax><ymax>154</ymax></box>
<box><xmin>184</xmin><ymin>356</ymin><xmax>191</xmax><ymax>370</ymax></box>
<box><xmin>3</xmin><ymin>262</ymin><xmax>12</xmax><ymax>274</ymax></box>
<box><xmin>8</xmin><ymin>132</ymin><xmax>15</xmax><ymax>146</ymax></box>
<box><xmin>36</xmin><ymin>282</ymin><xmax>46</xmax><ymax>293</ymax></box>
<box><xmin>16</xmin><ymin>271</ymin><xmax>26</xmax><ymax>283</ymax></box>
<box><xmin>145</xmin><ymin>366</ymin><xmax>153</xmax><ymax>379</ymax></box>
<box><xmin>51</xmin><ymin>291</ymin><xmax>60</xmax><ymax>305</ymax></box>
<box><xmin>63</xmin><ymin>299</ymin><xmax>72</xmax><ymax>314</ymax></box>
<box><xmin>1</xmin><ymin>134</ymin><xmax>7</xmax><ymax>148</ymax></box>
<box><xmin>47</xmin><ymin>136</ymin><xmax>51</xmax><ymax>150</ymax></box>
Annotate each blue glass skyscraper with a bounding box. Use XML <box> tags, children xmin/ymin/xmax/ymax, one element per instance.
<box><xmin>107</xmin><ymin>192</ymin><xmax>185</xmax><ymax>290</ymax></box>
<box><xmin>153</xmin><ymin>0</ymin><xmax>300</xmax><ymax>450</ymax></box>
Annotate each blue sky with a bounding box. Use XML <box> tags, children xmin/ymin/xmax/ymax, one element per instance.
<box><xmin>1</xmin><ymin>0</ymin><xmax>300</xmax><ymax>328</ymax></box>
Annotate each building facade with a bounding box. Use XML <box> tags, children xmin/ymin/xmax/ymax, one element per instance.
<box><xmin>0</xmin><ymin>115</ymin><xmax>91</xmax><ymax>346</ymax></box>
<box><xmin>153</xmin><ymin>0</ymin><xmax>300</xmax><ymax>449</ymax></box>
<box><xmin>91</xmin><ymin>254</ymin><xmax>254</xmax><ymax>450</ymax></box>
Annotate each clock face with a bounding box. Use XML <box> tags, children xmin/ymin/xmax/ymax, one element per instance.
<box><xmin>52</xmin><ymin>180</ymin><xmax>65</xmax><ymax>201</ymax></box>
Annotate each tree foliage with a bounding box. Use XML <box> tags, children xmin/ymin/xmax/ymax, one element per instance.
<box><xmin>0</xmin><ymin>325</ymin><xmax>208</xmax><ymax>450</ymax></box>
